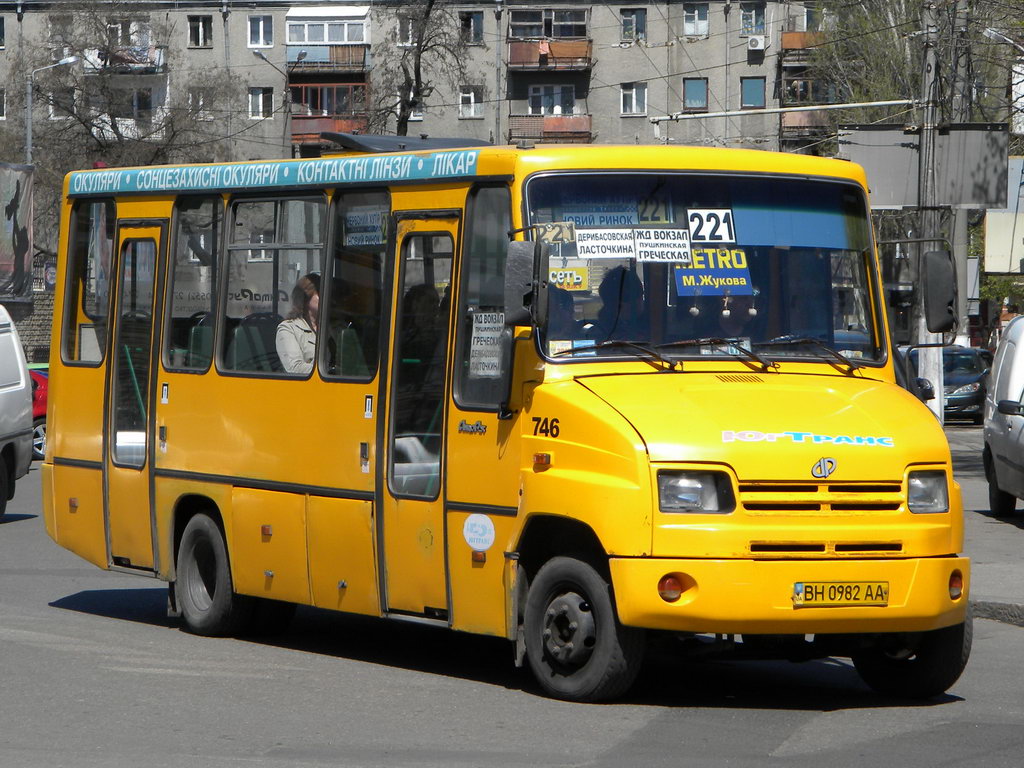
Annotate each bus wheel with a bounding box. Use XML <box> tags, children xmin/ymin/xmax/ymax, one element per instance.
<box><xmin>524</xmin><ymin>556</ymin><xmax>644</xmax><ymax>702</ymax></box>
<box><xmin>852</xmin><ymin>609</ymin><xmax>973</xmax><ymax>698</ymax></box>
<box><xmin>175</xmin><ymin>513</ymin><xmax>251</xmax><ymax>636</ymax></box>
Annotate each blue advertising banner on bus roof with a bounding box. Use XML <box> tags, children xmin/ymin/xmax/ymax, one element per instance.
<box><xmin>68</xmin><ymin>150</ymin><xmax>481</xmax><ymax>197</ymax></box>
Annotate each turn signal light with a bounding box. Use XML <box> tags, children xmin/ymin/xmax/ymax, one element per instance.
<box><xmin>658</xmin><ymin>575</ymin><xmax>684</xmax><ymax>603</ymax></box>
<box><xmin>533</xmin><ymin>453</ymin><xmax>552</xmax><ymax>467</ymax></box>
<box><xmin>949</xmin><ymin>570</ymin><xmax>963</xmax><ymax>600</ymax></box>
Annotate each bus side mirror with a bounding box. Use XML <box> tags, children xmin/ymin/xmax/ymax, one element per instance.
<box><xmin>504</xmin><ymin>241</ymin><xmax>540</xmax><ymax>327</ymax></box>
<box><xmin>923</xmin><ymin>250</ymin><xmax>956</xmax><ymax>333</ymax></box>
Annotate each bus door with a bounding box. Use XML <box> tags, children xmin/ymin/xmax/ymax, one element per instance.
<box><xmin>380</xmin><ymin>214</ymin><xmax>459</xmax><ymax>617</ymax></box>
<box><xmin>105</xmin><ymin>222</ymin><xmax>164</xmax><ymax>571</ymax></box>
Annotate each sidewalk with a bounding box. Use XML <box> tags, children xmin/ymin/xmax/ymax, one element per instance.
<box><xmin>946</xmin><ymin>423</ymin><xmax>1024</xmax><ymax>626</ymax></box>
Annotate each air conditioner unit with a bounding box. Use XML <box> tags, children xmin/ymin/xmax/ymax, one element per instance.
<box><xmin>747</xmin><ymin>35</ymin><xmax>767</xmax><ymax>51</ymax></box>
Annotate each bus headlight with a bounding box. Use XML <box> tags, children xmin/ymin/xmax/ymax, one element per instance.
<box><xmin>657</xmin><ymin>471</ymin><xmax>735</xmax><ymax>514</ymax></box>
<box><xmin>907</xmin><ymin>470</ymin><xmax>949</xmax><ymax>514</ymax></box>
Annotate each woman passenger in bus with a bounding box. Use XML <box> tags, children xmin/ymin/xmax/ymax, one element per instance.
<box><xmin>276</xmin><ymin>273</ymin><xmax>320</xmax><ymax>374</ymax></box>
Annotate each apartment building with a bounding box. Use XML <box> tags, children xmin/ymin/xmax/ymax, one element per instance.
<box><xmin>0</xmin><ymin>2</ymin><xmax>827</xmax><ymax>160</ymax></box>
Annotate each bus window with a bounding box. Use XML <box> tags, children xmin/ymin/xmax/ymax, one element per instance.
<box><xmin>222</xmin><ymin>196</ymin><xmax>326</xmax><ymax>375</ymax></box>
<box><xmin>62</xmin><ymin>199</ymin><xmax>115</xmax><ymax>364</ymax></box>
<box><xmin>322</xmin><ymin>190</ymin><xmax>389</xmax><ymax>380</ymax></box>
<box><xmin>166</xmin><ymin>196</ymin><xmax>222</xmax><ymax>371</ymax></box>
<box><xmin>389</xmin><ymin>234</ymin><xmax>454</xmax><ymax>498</ymax></box>
<box><xmin>454</xmin><ymin>185</ymin><xmax>512</xmax><ymax>409</ymax></box>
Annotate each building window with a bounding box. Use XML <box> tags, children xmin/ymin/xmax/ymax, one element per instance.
<box><xmin>620</xmin><ymin>82</ymin><xmax>647</xmax><ymax>115</ymax></box>
<box><xmin>781</xmin><ymin>68</ymin><xmax>834</xmax><ymax>105</ymax></box>
<box><xmin>397</xmin><ymin>16</ymin><xmax>416</xmax><ymax>46</ymax></box>
<box><xmin>683</xmin><ymin>4</ymin><xmax>710</xmax><ymax>37</ymax></box>
<box><xmin>620</xmin><ymin>9</ymin><xmax>646</xmax><ymax>41</ymax></box>
<box><xmin>683</xmin><ymin>78</ymin><xmax>708</xmax><ymax>111</ymax></box>
<box><xmin>248</xmin><ymin>15</ymin><xmax>273</xmax><ymax>47</ymax></box>
<box><xmin>804</xmin><ymin>2</ymin><xmax>822</xmax><ymax>32</ymax></box>
<box><xmin>459</xmin><ymin>86</ymin><xmax>484</xmax><ymax>118</ymax></box>
<box><xmin>248</xmin><ymin>87</ymin><xmax>274</xmax><ymax>118</ymax></box>
<box><xmin>108</xmin><ymin>88</ymin><xmax>153</xmax><ymax>122</ymax></box>
<box><xmin>291</xmin><ymin>84</ymin><xmax>366</xmax><ymax>116</ymax></box>
<box><xmin>188</xmin><ymin>88</ymin><xmax>214</xmax><ymax>121</ymax></box>
<box><xmin>107</xmin><ymin>19</ymin><xmax>151</xmax><ymax>49</ymax></box>
<box><xmin>289</xmin><ymin>20</ymin><xmax>365</xmax><ymax>44</ymax></box>
<box><xmin>740</xmin><ymin>77</ymin><xmax>766</xmax><ymax>108</ymax></box>
<box><xmin>188</xmin><ymin>15</ymin><xmax>213</xmax><ymax>48</ymax></box>
<box><xmin>528</xmin><ymin>84</ymin><xmax>575</xmax><ymax>115</ymax></box>
<box><xmin>397</xmin><ymin>88</ymin><xmax>424</xmax><ymax>120</ymax></box>
<box><xmin>460</xmin><ymin>11</ymin><xmax>484</xmax><ymax>44</ymax></box>
<box><xmin>0</xmin><ymin>89</ymin><xmax>5</xmax><ymax>120</ymax></box>
<box><xmin>740</xmin><ymin>2</ymin><xmax>766</xmax><ymax>35</ymax></box>
<box><xmin>0</xmin><ymin>17</ymin><xmax>5</xmax><ymax>48</ymax></box>
<box><xmin>510</xmin><ymin>9</ymin><xmax>587</xmax><ymax>39</ymax></box>
<box><xmin>49</xmin><ymin>88</ymin><xmax>76</xmax><ymax>119</ymax></box>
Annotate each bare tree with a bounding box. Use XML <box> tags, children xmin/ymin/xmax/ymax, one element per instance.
<box><xmin>368</xmin><ymin>0</ymin><xmax>472</xmax><ymax>136</ymax></box>
<box><xmin>0</xmin><ymin>1</ymin><xmax>247</xmax><ymax>257</ymax></box>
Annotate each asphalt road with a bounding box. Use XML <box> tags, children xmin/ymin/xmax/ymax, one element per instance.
<box><xmin>2</xmin><ymin>431</ymin><xmax>1022</xmax><ymax>768</ymax></box>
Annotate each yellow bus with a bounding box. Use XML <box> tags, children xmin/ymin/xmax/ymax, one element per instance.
<box><xmin>44</xmin><ymin>135</ymin><xmax>970</xmax><ymax>702</ymax></box>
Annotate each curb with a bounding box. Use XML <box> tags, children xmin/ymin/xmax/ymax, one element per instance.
<box><xmin>971</xmin><ymin>600</ymin><xmax>1024</xmax><ymax>628</ymax></box>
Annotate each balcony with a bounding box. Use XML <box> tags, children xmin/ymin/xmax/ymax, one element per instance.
<box><xmin>780</xmin><ymin>110</ymin><xmax>829</xmax><ymax>136</ymax></box>
<box><xmin>287</xmin><ymin>45</ymin><xmax>370</xmax><ymax>72</ymax></box>
<box><xmin>507</xmin><ymin>39</ymin><xmax>593</xmax><ymax>70</ymax></box>
<box><xmin>291</xmin><ymin>114</ymin><xmax>369</xmax><ymax>143</ymax></box>
<box><xmin>781</xmin><ymin>31</ymin><xmax>825</xmax><ymax>50</ymax></box>
<box><xmin>508</xmin><ymin>114</ymin><xmax>592</xmax><ymax>143</ymax></box>
<box><xmin>83</xmin><ymin>45</ymin><xmax>167</xmax><ymax>74</ymax></box>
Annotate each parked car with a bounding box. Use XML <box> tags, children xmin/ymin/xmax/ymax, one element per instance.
<box><xmin>983</xmin><ymin>316</ymin><xmax>1024</xmax><ymax>517</ymax></box>
<box><xmin>0</xmin><ymin>306</ymin><xmax>33</xmax><ymax>519</ymax></box>
<box><xmin>29</xmin><ymin>368</ymin><xmax>47</xmax><ymax>461</ymax></box>
<box><xmin>910</xmin><ymin>345</ymin><xmax>992</xmax><ymax>424</ymax></box>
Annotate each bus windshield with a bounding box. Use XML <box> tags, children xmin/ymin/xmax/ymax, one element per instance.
<box><xmin>526</xmin><ymin>173</ymin><xmax>882</xmax><ymax>364</ymax></box>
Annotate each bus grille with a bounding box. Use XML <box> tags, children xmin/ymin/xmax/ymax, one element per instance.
<box><xmin>738</xmin><ymin>482</ymin><xmax>903</xmax><ymax>513</ymax></box>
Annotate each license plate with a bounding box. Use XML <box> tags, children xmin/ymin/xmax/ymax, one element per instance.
<box><xmin>792</xmin><ymin>581</ymin><xmax>889</xmax><ymax>608</ymax></box>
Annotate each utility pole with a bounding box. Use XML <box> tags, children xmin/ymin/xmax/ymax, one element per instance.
<box><xmin>951</xmin><ymin>0</ymin><xmax>972</xmax><ymax>344</ymax></box>
<box><xmin>917</xmin><ymin>1</ymin><xmax>944</xmax><ymax>420</ymax></box>
<box><xmin>494</xmin><ymin>0</ymin><xmax>504</xmax><ymax>144</ymax></box>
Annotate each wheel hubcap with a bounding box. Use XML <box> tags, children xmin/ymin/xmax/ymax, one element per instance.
<box><xmin>542</xmin><ymin>591</ymin><xmax>597</xmax><ymax>668</ymax></box>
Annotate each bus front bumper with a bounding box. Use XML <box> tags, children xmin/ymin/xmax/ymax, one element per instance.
<box><xmin>610</xmin><ymin>556</ymin><xmax>969</xmax><ymax>635</ymax></box>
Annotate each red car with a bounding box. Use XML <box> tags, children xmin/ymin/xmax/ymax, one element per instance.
<box><xmin>29</xmin><ymin>369</ymin><xmax>47</xmax><ymax>460</ymax></box>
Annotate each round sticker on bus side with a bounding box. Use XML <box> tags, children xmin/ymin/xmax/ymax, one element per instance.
<box><xmin>463</xmin><ymin>514</ymin><xmax>496</xmax><ymax>552</ymax></box>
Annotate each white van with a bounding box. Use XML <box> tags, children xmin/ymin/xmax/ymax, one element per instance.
<box><xmin>983</xmin><ymin>314</ymin><xmax>1024</xmax><ymax>516</ymax></box>
<box><xmin>0</xmin><ymin>305</ymin><xmax>32</xmax><ymax>518</ymax></box>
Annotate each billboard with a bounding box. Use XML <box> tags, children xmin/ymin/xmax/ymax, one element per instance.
<box><xmin>0</xmin><ymin>164</ymin><xmax>34</xmax><ymax>301</ymax></box>
<box><xmin>837</xmin><ymin>123</ymin><xmax>1009</xmax><ymax>210</ymax></box>
<box><xmin>984</xmin><ymin>157</ymin><xmax>1024</xmax><ymax>274</ymax></box>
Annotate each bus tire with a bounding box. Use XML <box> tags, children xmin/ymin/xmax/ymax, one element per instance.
<box><xmin>852</xmin><ymin>609</ymin><xmax>972</xmax><ymax>699</ymax></box>
<box><xmin>524</xmin><ymin>556</ymin><xmax>644</xmax><ymax>702</ymax></box>
<box><xmin>175</xmin><ymin>513</ymin><xmax>251</xmax><ymax>636</ymax></box>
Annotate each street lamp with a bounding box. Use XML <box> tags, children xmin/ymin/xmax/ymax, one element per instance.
<box><xmin>253</xmin><ymin>49</ymin><xmax>306</xmax><ymax>157</ymax></box>
<box><xmin>26</xmin><ymin>56</ymin><xmax>79</xmax><ymax>165</ymax></box>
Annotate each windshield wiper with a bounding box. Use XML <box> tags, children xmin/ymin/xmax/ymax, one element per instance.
<box><xmin>754</xmin><ymin>336</ymin><xmax>861</xmax><ymax>372</ymax></box>
<box><xmin>656</xmin><ymin>337</ymin><xmax>776</xmax><ymax>372</ymax></box>
<box><xmin>551</xmin><ymin>339</ymin><xmax>676</xmax><ymax>369</ymax></box>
